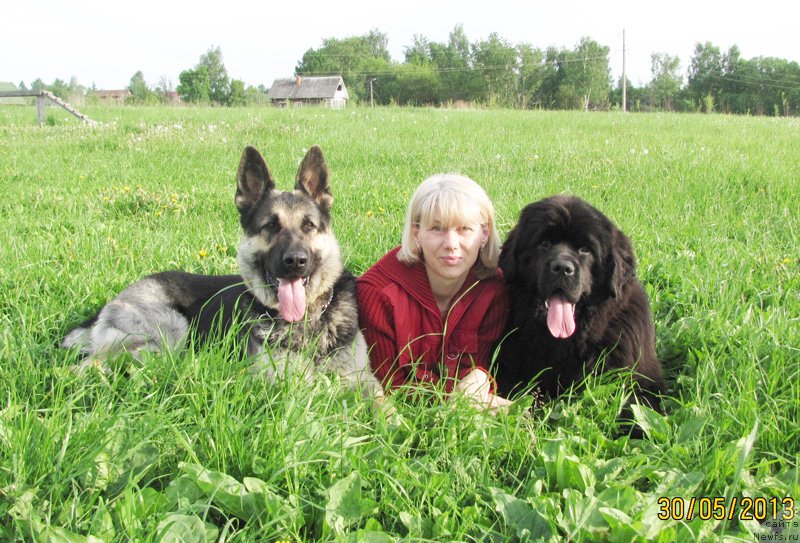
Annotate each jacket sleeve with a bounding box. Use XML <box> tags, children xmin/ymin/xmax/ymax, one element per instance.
<box><xmin>356</xmin><ymin>280</ymin><xmax>407</xmax><ymax>390</ymax></box>
<box><xmin>476</xmin><ymin>281</ymin><xmax>510</xmax><ymax>373</ymax></box>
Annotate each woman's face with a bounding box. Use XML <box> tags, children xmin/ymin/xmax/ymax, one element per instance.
<box><xmin>414</xmin><ymin>211</ymin><xmax>487</xmax><ymax>286</ymax></box>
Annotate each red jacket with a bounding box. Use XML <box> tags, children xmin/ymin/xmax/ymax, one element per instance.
<box><xmin>356</xmin><ymin>246</ymin><xmax>508</xmax><ymax>393</ymax></box>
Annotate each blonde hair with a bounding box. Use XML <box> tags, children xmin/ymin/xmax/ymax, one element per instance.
<box><xmin>397</xmin><ymin>173</ymin><xmax>501</xmax><ymax>279</ymax></box>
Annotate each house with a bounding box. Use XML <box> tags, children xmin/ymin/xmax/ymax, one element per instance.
<box><xmin>267</xmin><ymin>76</ymin><xmax>348</xmax><ymax>109</ymax></box>
<box><xmin>0</xmin><ymin>82</ymin><xmax>27</xmax><ymax>105</ymax></box>
<box><xmin>91</xmin><ymin>89</ymin><xmax>132</xmax><ymax>104</ymax></box>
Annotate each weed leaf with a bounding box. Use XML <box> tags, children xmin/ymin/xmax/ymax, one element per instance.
<box><xmin>180</xmin><ymin>462</ymin><xmax>302</xmax><ymax>529</ymax></box>
<box><xmin>325</xmin><ymin>472</ymin><xmax>378</xmax><ymax>535</ymax></box>
<box><xmin>490</xmin><ymin>487</ymin><xmax>556</xmax><ymax>540</ymax></box>
<box><xmin>89</xmin><ymin>498</ymin><xmax>114</xmax><ymax>543</ymax></box>
<box><xmin>155</xmin><ymin>513</ymin><xmax>219</xmax><ymax>543</ymax></box>
<box><xmin>630</xmin><ymin>404</ymin><xmax>670</xmax><ymax>441</ymax></box>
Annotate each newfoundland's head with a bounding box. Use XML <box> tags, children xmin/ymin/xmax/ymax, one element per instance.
<box><xmin>499</xmin><ymin>195</ymin><xmax>637</xmax><ymax>339</ymax></box>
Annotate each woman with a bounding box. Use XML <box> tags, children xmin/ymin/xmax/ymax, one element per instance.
<box><xmin>356</xmin><ymin>173</ymin><xmax>512</xmax><ymax>411</ymax></box>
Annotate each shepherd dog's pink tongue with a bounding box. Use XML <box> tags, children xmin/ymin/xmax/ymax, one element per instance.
<box><xmin>547</xmin><ymin>293</ymin><xmax>576</xmax><ymax>338</ymax></box>
<box><xmin>277</xmin><ymin>278</ymin><xmax>306</xmax><ymax>322</ymax></box>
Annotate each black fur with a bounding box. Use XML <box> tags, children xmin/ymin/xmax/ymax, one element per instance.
<box><xmin>495</xmin><ymin>196</ymin><xmax>665</xmax><ymax>419</ymax></box>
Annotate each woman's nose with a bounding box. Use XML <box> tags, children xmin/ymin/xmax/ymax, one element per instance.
<box><xmin>443</xmin><ymin>228</ymin><xmax>460</xmax><ymax>248</ymax></box>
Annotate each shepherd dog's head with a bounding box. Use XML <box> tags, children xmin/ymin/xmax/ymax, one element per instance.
<box><xmin>235</xmin><ymin>145</ymin><xmax>343</xmax><ymax>322</ymax></box>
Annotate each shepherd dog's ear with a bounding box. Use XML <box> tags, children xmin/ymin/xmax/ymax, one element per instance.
<box><xmin>235</xmin><ymin>146</ymin><xmax>275</xmax><ymax>214</ymax></box>
<box><xmin>607</xmin><ymin>227</ymin><xmax>637</xmax><ymax>298</ymax></box>
<box><xmin>295</xmin><ymin>145</ymin><xmax>333</xmax><ymax>211</ymax></box>
<box><xmin>498</xmin><ymin>225</ymin><xmax>520</xmax><ymax>284</ymax></box>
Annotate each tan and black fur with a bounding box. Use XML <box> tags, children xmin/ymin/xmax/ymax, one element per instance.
<box><xmin>63</xmin><ymin>146</ymin><xmax>379</xmax><ymax>394</ymax></box>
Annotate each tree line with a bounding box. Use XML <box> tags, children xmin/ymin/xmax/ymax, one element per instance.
<box><xmin>18</xmin><ymin>27</ymin><xmax>800</xmax><ymax>115</ymax></box>
<box><xmin>295</xmin><ymin>26</ymin><xmax>800</xmax><ymax>115</ymax></box>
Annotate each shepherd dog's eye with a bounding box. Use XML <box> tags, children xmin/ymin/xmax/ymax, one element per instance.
<box><xmin>302</xmin><ymin>218</ymin><xmax>316</xmax><ymax>232</ymax></box>
<box><xmin>263</xmin><ymin>219</ymin><xmax>280</xmax><ymax>233</ymax></box>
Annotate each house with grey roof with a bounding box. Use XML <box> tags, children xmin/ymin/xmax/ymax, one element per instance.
<box><xmin>0</xmin><ymin>82</ymin><xmax>27</xmax><ymax>105</ymax></box>
<box><xmin>267</xmin><ymin>76</ymin><xmax>349</xmax><ymax>109</ymax></box>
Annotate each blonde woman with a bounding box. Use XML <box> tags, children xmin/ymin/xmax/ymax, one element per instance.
<box><xmin>357</xmin><ymin>174</ymin><xmax>512</xmax><ymax>411</ymax></box>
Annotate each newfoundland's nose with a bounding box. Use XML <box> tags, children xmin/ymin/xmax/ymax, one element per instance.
<box><xmin>283</xmin><ymin>251</ymin><xmax>308</xmax><ymax>272</ymax></box>
<box><xmin>550</xmin><ymin>258</ymin><xmax>576</xmax><ymax>277</ymax></box>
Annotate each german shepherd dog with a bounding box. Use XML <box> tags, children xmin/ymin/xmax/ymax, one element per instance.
<box><xmin>63</xmin><ymin>145</ymin><xmax>380</xmax><ymax>394</ymax></box>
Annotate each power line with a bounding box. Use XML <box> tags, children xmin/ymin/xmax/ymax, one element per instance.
<box><xmin>299</xmin><ymin>55</ymin><xmax>613</xmax><ymax>78</ymax></box>
<box><xmin>702</xmin><ymin>73</ymin><xmax>800</xmax><ymax>91</ymax></box>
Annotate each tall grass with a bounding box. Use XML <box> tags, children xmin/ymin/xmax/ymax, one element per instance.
<box><xmin>0</xmin><ymin>105</ymin><xmax>798</xmax><ymax>541</ymax></box>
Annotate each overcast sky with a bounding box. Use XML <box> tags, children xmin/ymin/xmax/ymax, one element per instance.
<box><xmin>2</xmin><ymin>0</ymin><xmax>798</xmax><ymax>91</ymax></box>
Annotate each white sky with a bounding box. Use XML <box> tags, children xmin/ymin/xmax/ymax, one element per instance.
<box><xmin>2</xmin><ymin>0</ymin><xmax>798</xmax><ymax>90</ymax></box>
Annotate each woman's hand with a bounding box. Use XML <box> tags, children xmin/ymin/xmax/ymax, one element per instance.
<box><xmin>456</xmin><ymin>368</ymin><xmax>513</xmax><ymax>414</ymax></box>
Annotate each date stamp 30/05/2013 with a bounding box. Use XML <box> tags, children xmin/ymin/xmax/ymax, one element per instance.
<box><xmin>657</xmin><ymin>496</ymin><xmax>796</xmax><ymax>523</ymax></box>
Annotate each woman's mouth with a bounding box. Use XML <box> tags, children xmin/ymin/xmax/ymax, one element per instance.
<box><xmin>440</xmin><ymin>256</ymin><xmax>462</xmax><ymax>265</ymax></box>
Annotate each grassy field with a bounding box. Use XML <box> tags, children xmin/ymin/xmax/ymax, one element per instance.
<box><xmin>0</xmin><ymin>104</ymin><xmax>798</xmax><ymax>542</ymax></box>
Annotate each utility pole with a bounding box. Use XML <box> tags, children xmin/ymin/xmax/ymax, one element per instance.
<box><xmin>369</xmin><ymin>78</ymin><xmax>376</xmax><ymax>107</ymax></box>
<box><xmin>622</xmin><ymin>29</ymin><xmax>627</xmax><ymax>113</ymax></box>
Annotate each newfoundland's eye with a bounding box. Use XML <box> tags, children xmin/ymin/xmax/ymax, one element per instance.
<box><xmin>538</xmin><ymin>240</ymin><xmax>552</xmax><ymax>250</ymax></box>
<box><xmin>579</xmin><ymin>247</ymin><xmax>592</xmax><ymax>256</ymax></box>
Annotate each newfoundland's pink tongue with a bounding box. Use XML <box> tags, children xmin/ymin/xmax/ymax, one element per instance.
<box><xmin>277</xmin><ymin>278</ymin><xmax>306</xmax><ymax>322</ymax></box>
<box><xmin>547</xmin><ymin>293</ymin><xmax>576</xmax><ymax>338</ymax></box>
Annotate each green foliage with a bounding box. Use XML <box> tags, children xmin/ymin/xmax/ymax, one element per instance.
<box><xmin>295</xmin><ymin>30</ymin><xmax>392</xmax><ymax>103</ymax></box>
<box><xmin>565</xmin><ymin>37</ymin><xmax>612</xmax><ymax>111</ymax></box>
<box><xmin>177</xmin><ymin>65</ymin><xmax>211</xmax><ymax>103</ymax></box>
<box><xmin>0</xmin><ymin>106</ymin><xmax>798</xmax><ymax>541</ymax></box>
<box><xmin>175</xmin><ymin>46</ymin><xmax>263</xmax><ymax>106</ymax></box>
<box><xmin>702</xmin><ymin>92</ymin><xmax>716</xmax><ymax>113</ymax></box>
<box><xmin>128</xmin><ymin>71</ymin><xmax>155</xmax><ymax>105</ymax></box>
<box><xmin>198</xmin><ymin>46</ymin><xmax>231</xmax><ymax>104</ymax></box>
<box><xmin>472</xmin><ymin>33</ymin><xmax>519</xmax><ymax>108</ymax></box>
<box><xmin>649</xmin><ymin>53</ymin><xmax>683</xmax><ymax>111</ymax></box>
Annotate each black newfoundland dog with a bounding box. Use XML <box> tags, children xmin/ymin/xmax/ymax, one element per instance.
<box><xmin>495</xmin><ymin>195</ymin><xmax>665</xmax><ymax>414</ymax></box>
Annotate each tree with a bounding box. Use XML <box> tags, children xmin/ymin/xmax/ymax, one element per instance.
<box><xmin>517</xmin><ymin>43</ymin><xmax>545</xmax><ymax>108</ymax></box>
<box><xmin>129</xmin><ymin>71</ymin><xmax>154</xmax><ymax>104</ymax></box>
<box><xmin>440</xmin><ymin>24</ymin><xmax>482</xmax><ymax>102</ymax></box>
<box><xmin>563</xmin><ymin>37</ymin><xmax>611</xmax><ymax>110</ymax></box>
<box><xmin>379</xmin><ymin>62</ymin><xmax>442</xmax><ymax>106</ymax></box>
<box><xmin>199</xmin><ymin>46</ymin><xmax>231</xmax><ymax>103</ymax></box>
<box><xmin>687</xmin><ymin>42</ymin><xmax>723</xmax><ymax>111</ymax></box>
<box><xmin>155</xmin><ymin>76</ymin><xmax>175</xmax><ymax>104</ymax></box>
<box><xmin>404</xmin><ymin>35</ymin><xmax>433</xmax><ymax>65</ymax></box>
<box><xmin>472</xmin><ymin>33</ymin><xmax>518</xmax><ymax>107</ymax></box>
<box><xmin>228</xmin><ymin>79</ymin><xmax>246</xmax><ymax>106</ymax></box>
<box><xmin>177</xmin><ymin>46</ymin><xmax>230</xmax><ymax>104</ymax></box>
<box><xmin>537</xmin><ymin>47</ymin><xmax>568</xmax><ymax>108</ymax></box>
<box><xmin>177</xmin><ymin>66</ymin><xmax>210</xmax><ymax>103</ymax></box>
<box><xmin>649</xmin><ymin>53</ymin><xmax>682</xmax><ymax>110</ymax></box>
<box><xmin>296</xmin><ymin>30</ymin><xmax>392</xmax><ymax>102</ymax></box>
<box><xmin>611</xmin><ymin>75</ymin><xmax>647</xmax><ymax>111</ymax></box>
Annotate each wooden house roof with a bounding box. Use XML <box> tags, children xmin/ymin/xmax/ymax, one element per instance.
<box><xmin>268</xmin><ymin>76</ymin><xmax>348</xmax><ymax>100</ymax></box>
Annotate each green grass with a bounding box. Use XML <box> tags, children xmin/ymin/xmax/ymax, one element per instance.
<box><xmin>1</xmin><ymin>105</ymin><xmax>798</xmax><ymax>542</ymax></box>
